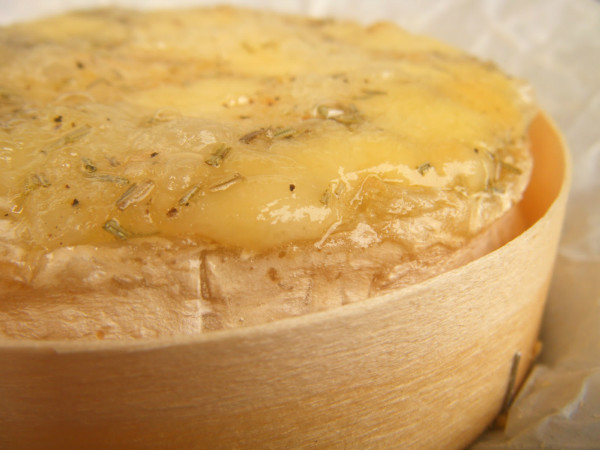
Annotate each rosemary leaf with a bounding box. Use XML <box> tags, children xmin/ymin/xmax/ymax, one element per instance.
<box><xmin>272</xmin><ymin>127</ymin><xmax>297</xmax><ymax>140</ymax></box>
<box><xmin>499</xmin><ymin>160</ymin><xmax>522</xmax><ymax>175</ymax></box>
<box><xmin>63</xmin><ymin>125</ymin><xmax>92</xmax><ymax>144</ymax></box>
<box><xmin>41</xmin><ymin>125</ymin><xmax>92</xmax><ymax>154</ymax></box>
<box><xmin>81</xmin><ymin>157</ymin><xmax>97</xmax><ymax>173</ymax></box>
<box><xmin>361</xmin><ymin>88</ymin><xmax>387</xmax><ymax>96</ymax></box>
<box><xmin>178</xmin><ymin>184</ymin><xmax>201</xmax><ymax>206</ymax></box>
<box><xmin>417</xmin><ymin>162</ymin><xmax>432</xmax><ymax>175</ymax></box>
<box><xmin>239</xmin><ymin>128</ymin><xmax>268</xmax><ymax>144</ymax></box>
<box><xmin>116</xmin><ymin>180</ymin><xmax>155</xmax><ymax>210</ymax></box>
<box><xmin>205</xmin><ymin>143</ymin><xmax>231</xmax><ymax>168</ymax></box>
<box><xmin>208</xmin><ymin>173</ymin><xmax>244</xmax><ymax>192</ymax></box>
<box><xmin>84</xmin><ymin>173</ymin><xmax>129</xmax><ymax>184</ymax></box>
<box><xmin>315</xmin><ymin>104</ymin><xmax>362</xmax><ymax>126</ymax></box>
<box><xmin>24</xmin><ymin>173</ymin><xmax>51</xmax><ymax>192</ymax></box>
<box><xmin>320</xmin><ymin>187</ymin><xmax>331</xmax><ymax>206</ymax></box>
<box><xmin>103</xmin><ymin>219</ymin><xmax>131</xmax><ymax>240</ymax></box>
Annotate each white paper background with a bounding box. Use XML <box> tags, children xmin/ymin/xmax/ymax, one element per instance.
<box><xmin>1</xmin><ymin>0</ymin><xmax>599</xmax><ymax>448</ymax></box>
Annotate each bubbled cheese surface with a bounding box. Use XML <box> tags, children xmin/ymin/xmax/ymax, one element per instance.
<box><xmin>0</xmin><ymin>7</ymin><xmax>535</xmax><ymax>253</ymax></box>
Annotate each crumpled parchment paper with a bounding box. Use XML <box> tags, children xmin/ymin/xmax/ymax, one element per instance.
<box><xmin>1</xmin><ymin>0</ymin><xmax>599</xmax><ymax>448</ymax></box>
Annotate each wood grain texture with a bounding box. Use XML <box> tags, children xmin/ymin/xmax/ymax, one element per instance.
<box><xmin>0</xmin><ymin>114</ymin><xmax>570</xmax><ymax>450</ymax></box>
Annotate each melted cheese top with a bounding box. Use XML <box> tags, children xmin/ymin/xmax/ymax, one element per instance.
<box><xmin>0</xmin><ymin>7</ymin><xmax>534</xmax><ymax>253</ymax></box>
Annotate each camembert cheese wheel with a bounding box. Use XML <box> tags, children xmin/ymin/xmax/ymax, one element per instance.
<box><xmin>0</xmin><ymin>7</ymin><xmax>536</xmax><ymax>339</ymax></box>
